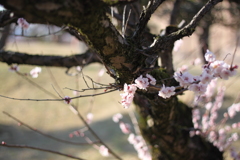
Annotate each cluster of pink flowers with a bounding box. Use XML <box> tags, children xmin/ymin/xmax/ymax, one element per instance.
<box><xmin>174</xmin><ymin>50</ymin><xmax>237</xmax><ymax>96</ymax></box>
<box><xmin>112</xmin><ymin>113</ymin><xmax>151</xmax><ymax>159</ymax></box>
<box><xmin>17</xmin><ymin>18</ymin><xmax>29</xmax><ymax>29</ymax></box>
<box><xmin>120</xmin><ymin>74</ymin><xmax>156</xmax><ymax>108</ymax></box>
<box><xmin>128</xmin><ymin>133</ymin><xmax>152</xmax><ymax>160</ymax></box>
<box><xmin>190</xmin><ymin>85</ymin><xmax>240</xmax><ymax>151</ymax></box>
<box><xmin>112</xmin><ymin>113</ymin><xmax>131</xmax><ymax>134</ymax></box>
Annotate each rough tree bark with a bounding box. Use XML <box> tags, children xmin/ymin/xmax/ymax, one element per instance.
<box><xmin>0</xmin><ymin>0</ymin><xmax>224</xmax><ymax>159</ymax></box>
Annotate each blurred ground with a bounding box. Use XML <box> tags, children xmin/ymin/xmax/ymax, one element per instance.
<box><xmin>0</xmin><ymin>13</ymin><xmax>240</xmax><ymax>160</ymax></box>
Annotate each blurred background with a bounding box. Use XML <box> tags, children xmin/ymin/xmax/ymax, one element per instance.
<box><xmin>0</xmin><ymin>1</ymin><xmax>240</xmax><ymax>159</ymax></box>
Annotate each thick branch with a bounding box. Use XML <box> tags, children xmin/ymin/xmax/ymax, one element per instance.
<box><xmin>0</xmin><ymin>50</ymin><xmax>101</xmax><ymax>68</ymax></box>
<box><xmin>149</xmin><ymin>0</ymin><xmax>222</xmax><ymax>52</ymax></box>
<box><xmin>132</xmin><ymin>0</ymin><xmax>166</xmax><ymax>40</ymax></box>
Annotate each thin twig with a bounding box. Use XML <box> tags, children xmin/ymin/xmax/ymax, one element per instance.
<box><xmin>132</xmin><ymin>0</ymin><xmax>166</xmax><ymax>40</ymax></box>
<box><xmin>69</xmin><ymin>105</ymin><xmax>122</xmax><ymax>160</ymax></box>
<box><xmin>16</xmin><ymin>72</ymin><xmax>58</xmax><ymax>99</ymax></box>
<box><xmin>0</xmin><ymin>89</ymin><xmax>118</xmax><ymax>102</ymax></box>
<box><xmin>0</xmin><ymin>143</ymin><xmax>85</xmax><ymax>160</ymax></box>
<box><xmin>2</xmin><ymin>111</ymin><xmax>99</xmax><ymax>145</ymax></box>
<box><xmin>47</xmin><ymin>68</ymin><xmax>64</xmax><ymax>96</ymax></box>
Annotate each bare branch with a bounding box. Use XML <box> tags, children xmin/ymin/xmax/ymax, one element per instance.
<box><xmin>2</xmin><ymin>111</ymin><xmax>100</xmax><ymax>145</ymax></box>
<box><xmin>0</xmin><ymin>50</ymin><xmax>101</xmax><ymax>68</ymax></box>
<box><xmin>0</xmin><ymin>142</ymin><xmax>85</xmax><ymax>160</ymax></box>
<box><xmin>69</xmin><ymin>105</ymin><xmax>122</xmax><ymax>160</ymax></box>
<box><xmin>149</xmin><ymin>0</ymin><xmax>223</xmax><ymax>52</ymax></box>
<box><xmin>132</xmin><ymin>0</ymin><xmax>166</xmax><ymax>40</ymax></box>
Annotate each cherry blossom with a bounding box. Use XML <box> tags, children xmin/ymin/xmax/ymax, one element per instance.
<box><xmin>188</xmin><ymin>83</ymin><xmax>207</xmax><ymax>96</ymax></box>
<box><xmin>17</xmin><ymin>18</ymin><xmax>29</xmax><ymax>29</ymax></box>
<box><xmin>64</xmin><ymin>96</ymin><xmax>71</xmax><ymax>104</ymax></box>
<box><xmin>99</xmin><ymin>145</ymin><xmax>109</xmax><ymax>157</ymax></box>
<box><xmin>30</xmin><ymin>67</ymin><xmax>42</xmax><ymax>78</ymax></box>
<box><xmin>146</xmin><ymin>74</ymin><xmax>156</xmax><ymax>85</ymax></box>
<box><xmin>86</xmin><ymin>113</ymin><xmax>93</xmax><ymax>124</ymax></box>
<box><xmin>135</xmin><ymin>75</ymin><xmax>149</xmax><ymax>90</ymax></box>
<box><xmin>123</xmin><ymin>83</ymin><xmax>137</xmax><ymax>94</ymax></box>
<box><xmin>205</xmin><ymin>49</ymin><xmax>216</xmax><ymax>62</ymax></box>
<box><xmin>119</xmin><ymin>122</ymin><xmax>131</xmax><ymax>134</ymax></box>
<box><xmin>112</xmin><ymin>113</ymin><xmax>123</xmax><ymax>123</ymax></box>
<box><xmin>9</xmin><ymin>64</ymin><xmax>19</xmax><ymax>72</ymax></box>
<box><xmin>158</xmin><ymin>84</ymin><xmax>175</xmax><ymax>99</ymax></box>
<box><xmin>174</xmin><ymin>71</ymin><xmax>194</xmax><ymax>88</ymax></box>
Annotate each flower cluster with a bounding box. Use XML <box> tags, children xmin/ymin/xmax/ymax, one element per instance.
<box><xmin>128</xmin><ymin>133</ymin><xmax>152</xmax><ymax>160</ymax></box>
<box><xmin>17</xmin><ymin>18</ymin><xmax>29</xmax><ymax>29</ymax></box>
<box><xmin>190</xmin><ymin>86</ymin><xmax>240</xmax><ymax>151</ymax></box>
<box><xmin>112</xmin><ymin>113</ymin><xmax>131</xmax><ymax>134</ymax></box>
<box><xmin>120</xmin><ymin>74</ymin><xmax>156</xmax><ymax>108</ymax></box>
<box><xmin>112</xmin><ymin>113</ymin><xmax>151</xmax><ymax>160</ymax></box>
<box><xmin>174</xmin><ymin>50</ymin><xmax>237</xmax><ymax>96</ymax></box>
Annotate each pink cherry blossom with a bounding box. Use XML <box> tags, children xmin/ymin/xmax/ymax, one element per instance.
<box><xmin>30</xmin><ymin>67</ymin><xmax>42</xmax><ymax>78</ymax></box>
<box><xmin>200</xmin><ymin>70</ymin><xmax>213</xmax><ymax>84</ymax></box>
<box><xmin>123</xmin><ymin>83</ymin><xmax>137</xmax><ymax>94</ymax></box>
<box><xmin>188</xmin><ymin>83</ymin><xmax>207</xmax><ymax>95</ymax></box>
<box><xmin>17</xmin><ymin>18</ymin><xmax>29</xmax><ymax>29</ymax></box>
<box><xmin>99</xmin><ymin>145</ymin><xmax>109</xmax><ymax>157</ymax></box>
<box><xmin>135</xmin><ymin>75</ymin><xmax>149</xmax><ymax>90</ymax></box>
<box><xmin>86</xmin><ymin>113</ymin><xmax>93</xmax><ymax>124</ymax></box>
<box><xmin>158</xmin><ymin>84</ymin><xmax>175</xmax><ymax>99</ymax></box>
<box><xmin>174</xmin><ymin>71</ymin><xmax>194</xmax><ymax>88</ymax></box>
<box><xmin>146</xmin><ymin>74</ymin><xmax>156</xmax><ymax>85</ymax></box>
<box><xmin>119</xmin><ymin>122</ymin><xmax>131</xmax><ymax>134</ymax></box>
<box><xmin>205</xmin><ymin>49</ymin><xmax>216</xmax><ymax>62</ymax></box>
<box><xmin>64</xmin><ymin>96</ymin><xmax>71</xmax><ymax>104</ymax></box>
<box><xmin>9</xmin><ymin>64</ymin><xmax>19</xmax><ymax>72</ymax></box>
<box><xmin>112</xmin><ymin>113</ymin><xmax>123</xmax><ymax>123</ymax></box>
<box><xmin>120</xmin><ymin>92</ymin><xmax>134</xmax><ymax>108</ymax></box>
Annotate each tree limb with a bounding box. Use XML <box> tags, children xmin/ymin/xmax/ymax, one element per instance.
<box><xmin>0</xmin><ymin>50</ymin><xmax>101</xmax><ymax>68</ymax></box>
<box><xmin>148</xmin><ymin>0</ymin><xmax>222</xmax><ymax>52</ymax></box>
<box><xmin>132</xmin><ymin>0</ymin><xmax>166</xmax><ymax>41</ymax></box>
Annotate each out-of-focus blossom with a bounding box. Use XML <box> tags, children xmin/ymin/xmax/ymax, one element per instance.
<box><xmin>119</xmin><ymin>122</ymin><xmax>131</xmax><ymax>134</ymax></box>
<box><xmin>30</xmin><ymin>67</ymin><xmax>42</xmax><ymax>78</ymax></box>
<box><xmin>173</xmin><ymin>39</ymin><xmax>183</xmax><ymax>52</ymax></box>
<box><xmin>9</xmin><ymin>64</ymin><xmax>19</xmax><ymax>72</ymax></box>
<box><xmin>99</xmin><ymin>145</ymin><xmax>109</xmax><ymax>157</ymax></box>
<box><xmin>86</xmin><ymin>113</ymin><xmax>93</xmax><ymax>124</ymax></box>
<box><xmin>205</xmin><ymin>49</ymin><xmax>215</xmax><ymax>62</ymax></box>
<box><xmin>17</xmin><ymin>18</ymin><xmax>29</xmax><ymax>29</ymax></box>
<box><xmin>188</xmin><ymin>83</ymin><xmax>207</xmax><ymax>96</ymax></box>
<box><xmin>64</xmin><ymin>96</ymin><xmax>71</xmax><ymax>104</ymax></box>
<box><xmin>112</xmin><ymin>113</ymin><xmax>123</xmax><ymax>123</ymax></box>
<box><xmin>193</xmin><ymin>58</ymin><xmax>201</xmax><ymax>65</ymax></box>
